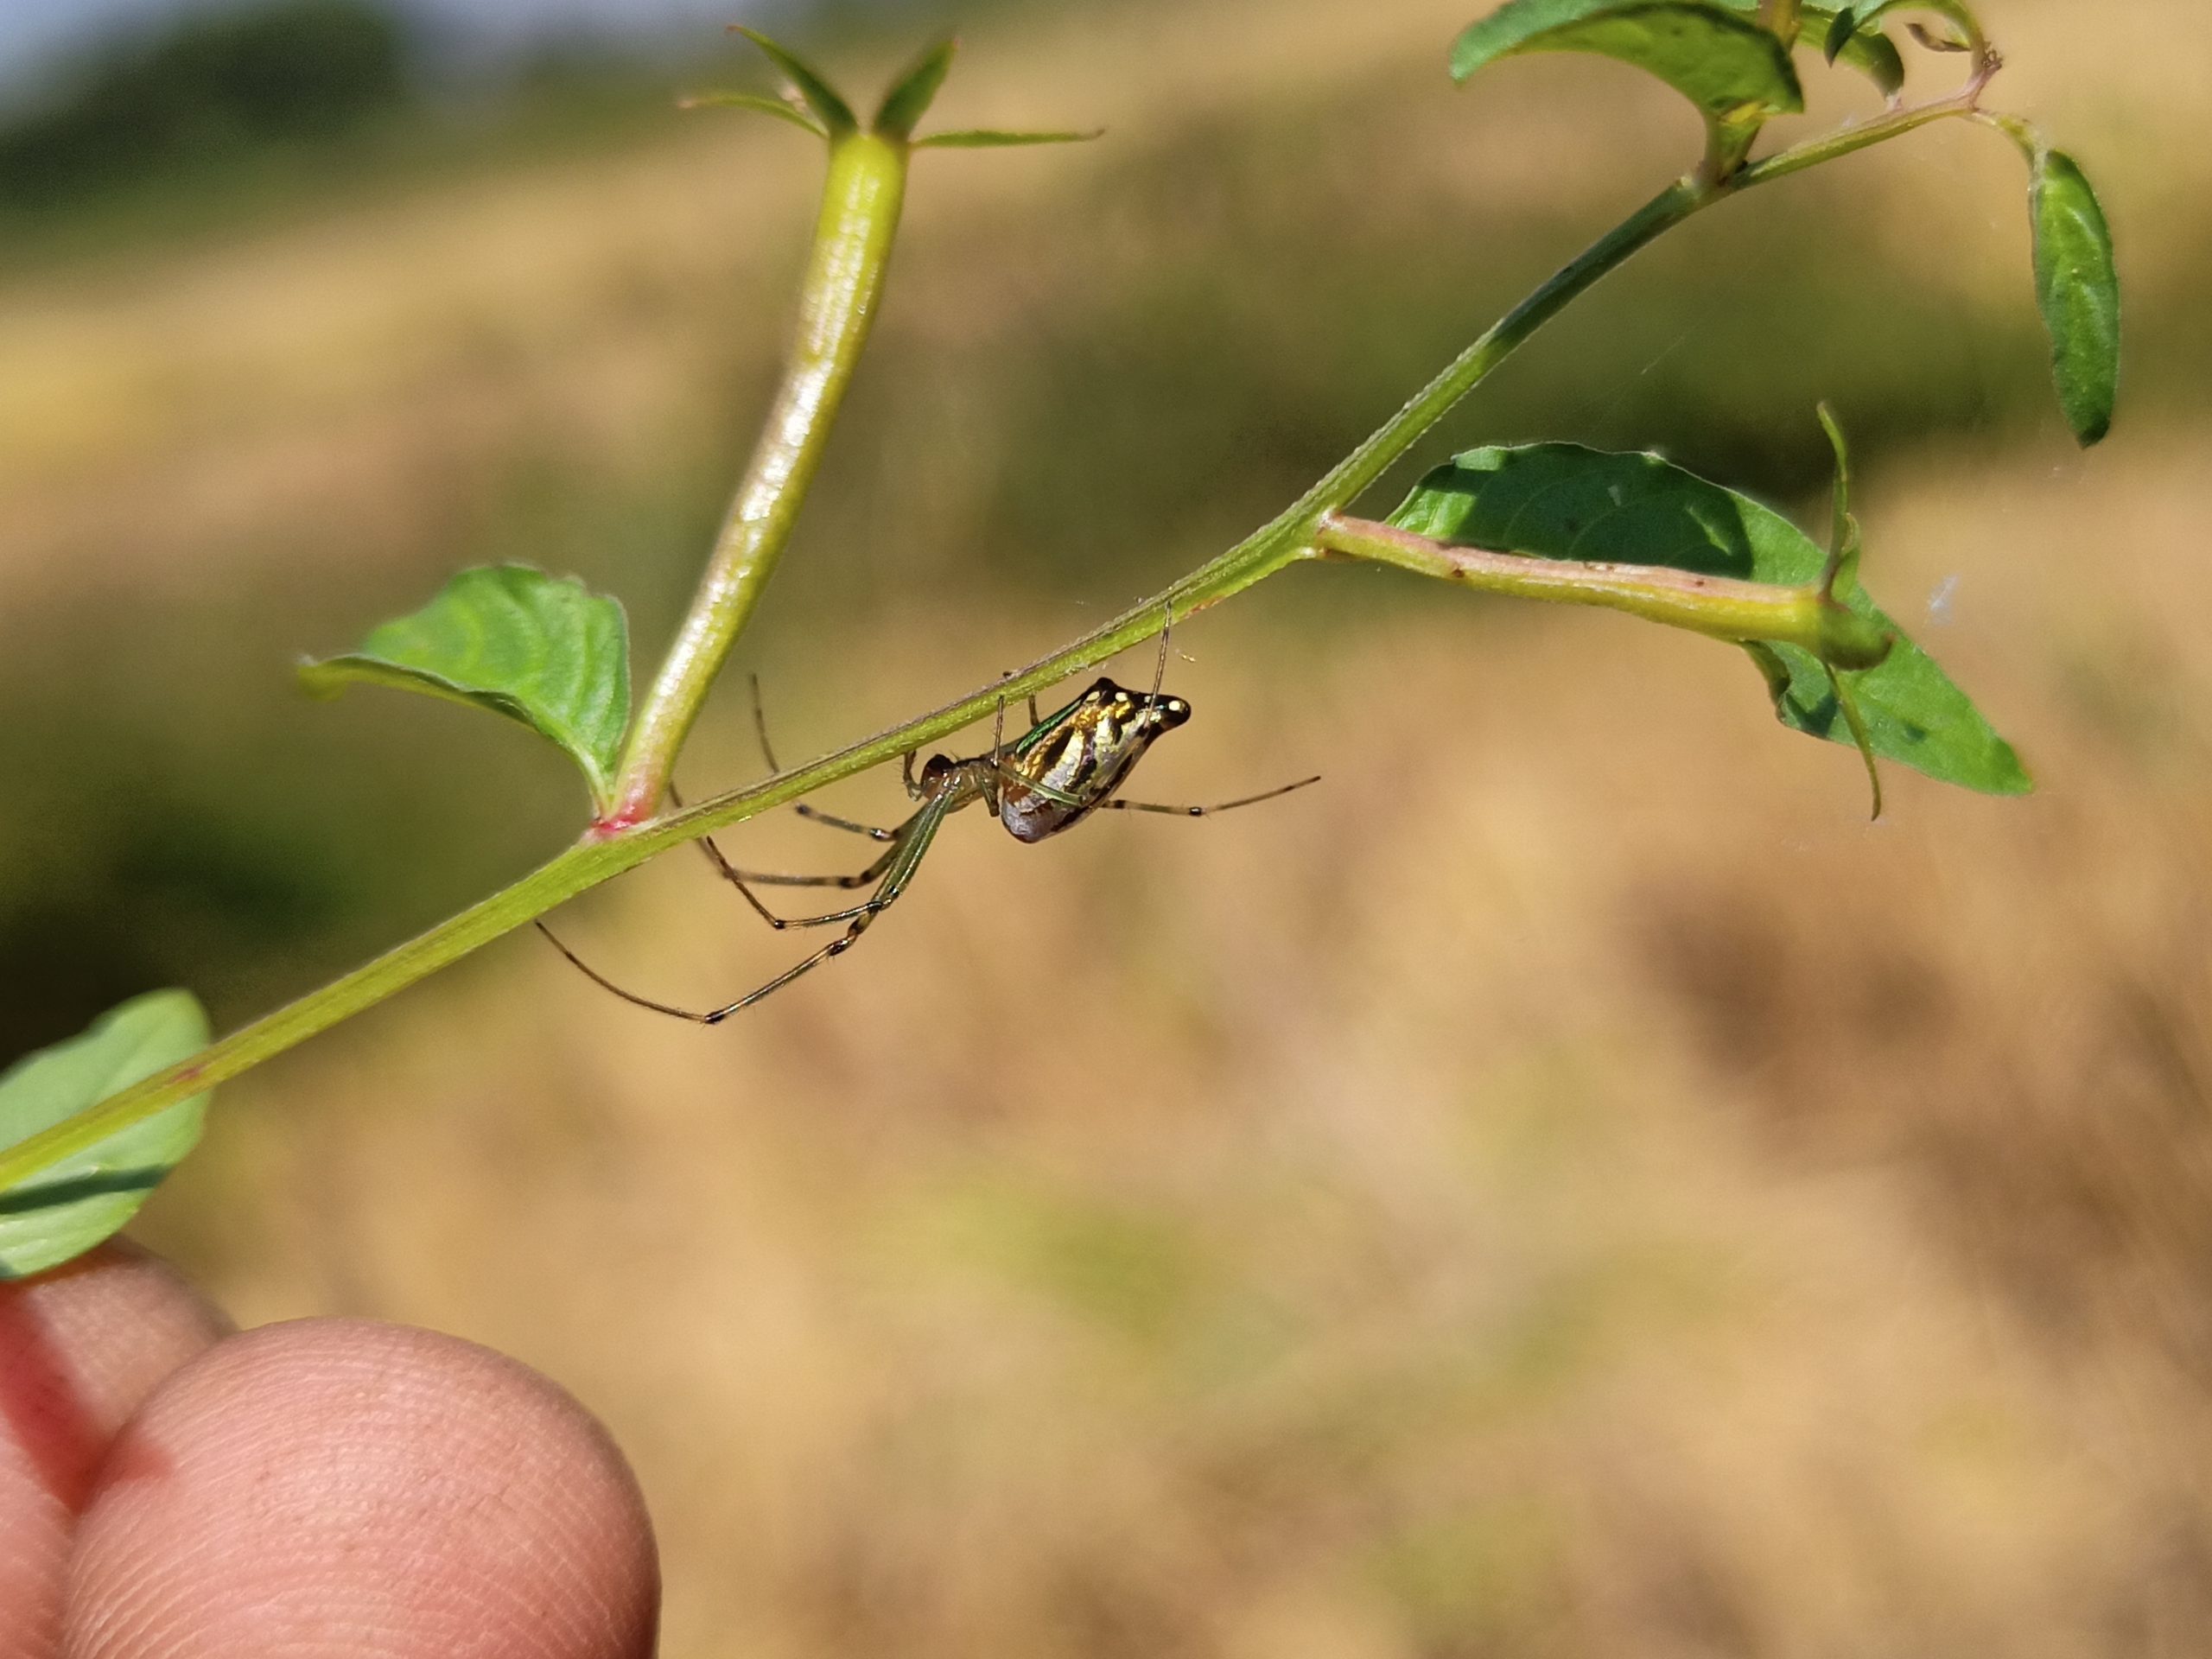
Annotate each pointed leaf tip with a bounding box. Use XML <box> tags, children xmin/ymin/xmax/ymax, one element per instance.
<box><xmin>875</xmin><ymin>35</ymin><xmax>958</xmax><ymax>140</ymax></box>
<box><xmin>1836</xmin><ymin>26</ymin><xmax>1905</xmax><ymax>97</ymax></box>
<box><xmin>681</xmin><ymin>88</ymin><xmax>829</xmax><ymax>137</ymax></box>
<box><xmin>300</xmin><ymin>565</ymin><xmax>632</xmax><ymax>809</ymax></box>
<box><xmin>1827</xmin><ymin>664</ymin><xmax>1885</xmax><ymax>819</ymax></box>
<box><xmin>1817</xmin><ymin>401</ymin><xmax>1851</xmax><ymax>474</ymax></box>
<box><xmin>1816</xmin><ymin>403</ymin><xmax>1863</xmax><ymax>597</ymax></box>
<box><xmin>914</xmin><ymin>127</ymin><xmax>1103</xmax><ymax>149</ymax></box>
<box><xmin>1824</xmin><ymin>8</ymin><xmax>1856</xmax><ymax>61</ymax></box>
<box><xmin>0</xmin><ymin>991</ymin><xmax>212</xmax><ymax>1281</ymax></box>
<box><xmin>730</xmin><ymin>25</ymin><xmax>856</xmax><ymax>136</ymax></box>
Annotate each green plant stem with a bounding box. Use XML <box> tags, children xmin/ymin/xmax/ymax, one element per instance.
<box><xmin>1970</xmin><ymin>108</ymin><xmax>2042</xmax><ymax>160</ymax></box>
<box><xmin>603</xmin><ymin>130</ymin><xmax>911</xmax><ymax>831</ymax></box>
<box><xmin>0</xmin><ymin>91</ymin><xmax>1995</xmax><ymax>1196</ymax></box>
<box><xmin>1313</xmin><ymin>513</ymin><xmax>1891</xmax><ymax>667</ymax></box>
<box><xmin>1735</xmin><ymin>80</ymin><xmax>1990</xmax><ymax>188</ymax></box>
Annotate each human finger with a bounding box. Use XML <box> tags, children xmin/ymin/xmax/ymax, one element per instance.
<box><xmin>0</xmin><ymin>1243</ymin><xmax>229</xmax><ymax>1659</ymax></box>
<box><xmin>61</xmin><ymin>1318</ymin><xmax>659</xmax><ymax>1659</ymax></box>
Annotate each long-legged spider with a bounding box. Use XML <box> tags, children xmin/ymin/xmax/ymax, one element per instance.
<box><xmin>538</xmin><ymin>625</ymin><xmax>1319</xmax><ymax>1022</ymax></box>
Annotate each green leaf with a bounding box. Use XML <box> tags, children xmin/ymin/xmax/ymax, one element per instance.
<box><xmin>1814</xmin><ymin>404</ymin><xmax>1883</xmax><ymax>817</ymax></box>
<box><xmin>1700</xmin><ymin>3</ymin><xmax>1903</xmax><ymax>96</ymax></box>
<box><xmin>679</xmin><ymin>89</ymin><xmax>828</xmax><ymax>138</ymax></box>
<box><xmin>1451</xmin><ymin>0</ymin><xmax>1804</xmax><ymax>124</ymax></box>
<box><xmin>1820</xmin><ymin>16</ymin><xmax>1904</xmax><ymax>94</ymax></box>
<box><xmin>1707</xmin><ymin>1</ymin><xmax>1906</xmax><ymax>95</ymax></box>
<box><xmin>1902</xmin><ymin>20</ymin><xmax>1968</xmax><ymax>53</ymax></box>
<box><xmin>301</xmin><ymin>566</ymin><xmax>632</xmax><ymax>808</ymax></box>
<box><xmin>1815</xmin><ymin>401</ymin><xmax>1863</xmax><ymax>598</ymax></box>
<box><xmin>0</xmin><ymin>992</ymin><xmax>212</xmax><ymax>1281</ymax></box>
<box><xmin>1829</xmin><ymin>0</ymin><xmax>1980</xmax><ymax>51</ymax></box>
<box><xmin>874</xmin><ymin>35</ymin><xmax>957</xmax><ymax>142</ymax></box>
<box><xmin>1388</xmin><ymin>444</ymin><xmax>2030</xmax><ymax>796</ymax></box>
<box><xmin>730</xmin><ymin>26</ymin><xmax>856</xmax><ymax>137</ymax></box>
<box><xmin>914</xmin><ymin>128</ymin><xmax>1104</xmax><ymax>149</ymax></box>
<box><xmin>2031</xmin><ymin>148</ymin><xmax>2120</xmax><ymax>447</ymax></box>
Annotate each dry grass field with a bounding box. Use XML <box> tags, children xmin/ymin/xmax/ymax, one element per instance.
<box><xmin>4</xmin><ymin>0</ymin><xmax>2209</xmax><ymax>1653</ymax></box>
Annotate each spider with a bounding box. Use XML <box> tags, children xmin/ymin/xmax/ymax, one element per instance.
<box><xmin>537</xmin><ymin>626</ymin><xmax>1319</xmax><ymax>1021</ymax></box>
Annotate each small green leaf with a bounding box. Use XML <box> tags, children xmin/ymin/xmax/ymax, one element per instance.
<box><xmin>2031</xmin><ymin>148</ymin><xmax>2120</xmax><ymax>447</ymax></box>
<box><xmin>1710</xmin><ymin>1</ymin><xmax>1906</xmax><ymax>94</ymax></box>
<box><xmin>1698</xmin><ymin>3</ymin><xmax>1903</xmax><ymax>97</ymax></box>
<box><xmin>1815</xmin><ymin>401</ymin><xmax>1863</xmax><ymax>598</ymax></box>
<box><xmin>680</xmin><ymin>89</ymin><xmax>828</xmax><ymax>138</ymax></box>
<box><xmin>730</xmin><ymin>26</ymin><xmax>856</xmax><ymax>137</ymax></box>
<box><xmin>1826</xmin><ymin>661</ymin><xmax>1885</xmax><ymax>818</ymax></box>
<box><xmin>0</xmin><ymin>992</ymin><xmax>212</xmax><ymax>1281</ymax></box>
<box><xmin>301</xmin><ymin>566</ymin><xmax>632</xmax><ymax>808</ymax></box>
<box><xmin>1831</xmin><ymin>0</ymin><xmax>1980</xmax><ymax>51</ymax></box>
<box><xmin>1904</xmin><ymin>20</ymin><xmax>1969</xmax><ymax>51</ymax></box>
<box><xmin>914</xmin><ymin>128</ymin><xmax>1104</xmax><ymax>149</ymax></box>
<box><xmin>1822</xmin><ymin>17</ymin><xmax>1904</xmax><ymax>94</ymax></box>
<box><xmin>1388</xmin><ymin>444</ymin><xmax>2029</xmax><ymax>796</ymax></box>
<box><xmin>1452</xmin><ymin>0</ymin><xmax>1804</xmax><ymax>124</ymax></box>
<box><xmin>874</xmin><ymin>36</ymin><xmax>957</xmax><ymax>142</ymax></box>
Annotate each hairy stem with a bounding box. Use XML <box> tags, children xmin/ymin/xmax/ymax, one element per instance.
<box><xmin>0</xmin><ymin>92</ymin><xmax>1995</xmax><ymax>1195</ymax></box>
<box><xmin>604</xmin><ymin>130</ymin><xmax>911</xmax><ymax>831</ymax></box>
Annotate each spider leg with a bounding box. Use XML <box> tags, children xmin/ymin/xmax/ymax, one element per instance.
<box><xmin>747</xmin><ymin>677</ymin><xmax>898</xmax><ymax>840</ymax></box>
<box><xmin>748</xmin><ymin>672</ymin><xmax>779</xmax><ymax>770</ymax></box>
<box><xmin>536</xmin><ymin>789</ymin><xmax>957</xmax><ymax>1023</ymax></box>
<box><xmin>991</xmin><ymin>764</ymin><xmax>1086</xmax><ymax>809</ymax></box>
<box><xmin>669</xmin><ymin>779</ymin><xmax>913</xmax><ymax>931</ymax></box>
<box><xmin>795</xmin><ymin>806</ymin><xmax>899</xmax><ymax>841</ymax></box>
<box><xmin>982</xmin><ymin>677</ymin><xmax>1016</xmax><ymax>815</ymax></box>
<box><xmin>535</xmin><ymin>924</ymin><xmax>729</xmax><ymax>1025</ymax></box>
<box><xmin>702</xmin><ymin>831</ymin><xmax>910</xmax><ymax>932</ymax></box>
<box><xmin>664</xmin><ymin>780</ymin><xmax>747</xmax><ymax>899</ymax></box>
<box><xmin>1102</xmin><ymin>775</ymin><xmax>1323</xmax><ymax>817</ymax></box>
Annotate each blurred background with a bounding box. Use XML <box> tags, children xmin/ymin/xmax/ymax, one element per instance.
<box><xmin>4</xmin><ymin>0</ymin><xmax>2209</xmax><ymax>1651</ymax></box>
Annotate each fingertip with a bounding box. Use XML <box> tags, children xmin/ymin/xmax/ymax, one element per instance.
<box><xmin>0</xmin><ymin>1243</ymin><xmax>227</xmax><ymax>1654</ymax></box>
<box><xmin>65</xmin><ymin>1318</ymin><xmax>659</xmax><ymax>1659</ymax></box>
<box><xmin>1</xmin><ymin>1243</ymin><xmax>230</xmax><ymax>1503</ymax></box>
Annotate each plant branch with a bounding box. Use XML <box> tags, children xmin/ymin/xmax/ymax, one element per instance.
<box><xmin>603</xmin><ymin>130</ymin><xmax>912</xmax><ymax>832</ymax></box>
<box><xmin>1735</xmin><ymin>77</ymin><xmax>1992</xmax><ymax>189</ymax></box>
<box><xmin>0</xmin><ymin>85</ymin><xmax>1999</xmax><ymax>1197</ymax></box>
<box><xmin>1313</xmin><ymin>513</ymin><xmax>1892</xmax><ymax>668</ymax></box>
